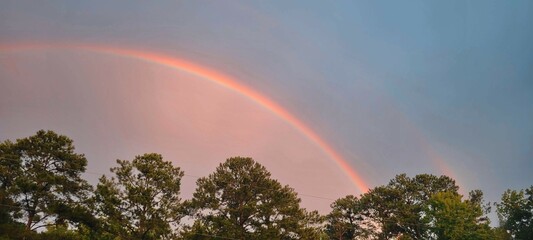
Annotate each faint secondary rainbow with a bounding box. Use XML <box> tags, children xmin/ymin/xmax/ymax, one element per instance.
<box><xmin>0</xmin><ymin>42</ymin><xmax>369</xmax><ymax>193</ymax></box>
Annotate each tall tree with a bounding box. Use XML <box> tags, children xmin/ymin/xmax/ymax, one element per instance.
<box><xmin>496</xmin><ymin>186</ymin><xmax>533</xmax><ymax>240</ymax></box>
<box><xmin>2</xmin><ymin>130</ymin><xmax>92</xmax><ymax>232</ymax></box>
<box><xmin>360</xmin><ymin>174</ymin><xmax>459</xmax><ymax>239</ymax></box>
<box><xmin>325</xmin><ymin>195</ymin><xmax>373</xmax><ymax>240</ymax></box>
<box><xmin>94</xmin><ymin>153</ymin><xmax>184</xmax><ymax>240</ymax></box>
<box><xmin>0</xmin><ymin>139</ymin><xmax>25</xmax><ymax>238</ymax></box>
<box><xmin>184</xmin><ymin>157</ymin><xmax>320</xmax><ymax>240</ymax></box>
<box><xmin>424</xmin><ymin>191</ymin><xmax>492</xmax><ymax>240</ymax></box>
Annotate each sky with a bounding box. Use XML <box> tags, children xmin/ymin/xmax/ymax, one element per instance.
<box><xmin>1</xmin><ymin>0</ymin><xmax>532</xmax><ymax>214</ymax></box>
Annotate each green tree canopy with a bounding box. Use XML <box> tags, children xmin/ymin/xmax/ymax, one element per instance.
<box><xmin>424</xmin><ymin>191</ymin><xmax>492</xmax><ymax>240</ymax></box>
<box><xmin>0</xmin><ymin>139</ymin><xmax>25</xmax><ymax>238</ymax></box>
<box><xmin>0</xmin><ymin>130</ymin><xmax>92</xmax><ymax>234</ymax></box>
<box><xmin>325</xmin><ymin>195</ymin><xmax>374</xmax><ymax>240</ymax></box>
<box><xmin>184</xmin><ymin>157</ymin><xmax>320</xmax><ymax>240</ymax></box>
<box><xmin>359</xmin><ymin>174</ymin><xmax>459</xmax><ymax>239</ymax></box>
<box><xmin>94</xmin><ymin>153</ymin><xmax>184</xmax><ymax>240</ymax></box>
<box><xmin>496</xmin><ymin>186</ymin><xmax>533</xmax><ymax>240</ymax></box>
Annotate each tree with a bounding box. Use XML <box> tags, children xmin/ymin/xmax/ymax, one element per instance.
<box><xmin>326</xmin><ymin>195</ymin><xmax>373</xmax><ymax>240</ymax></box>
<box><xmin>94</xmin><ymin>153</ymin><xmax>184</xmax><ymax>240</ymax></box>
<box><xmin>496</xmin><ymin>186</ymin><xmax>533</xmax><ymax>240</ymax></box>
<box><xmin>1</xmin><ymin>130</ymin><xmax>92</xmax><ymax>233</ymax></box>
<box><xmin>492</xmin><ymin>227</ymin><xmax>512</xmax><ymax>240</ymax></box>
<box><xmin>184</xmin><ymin>157</ymin><xmax>320</xmax><ymax>239</ymax></box>
<box><xmin>424</xmin><ymin>191</ymin><xmax>492</xmax><ymax>240</ymax></box>
<box><xmin>360</xmin><ymin>174</ymin><xmax>459</xmax><ymax>239</ymax></box>
<box><xmin>0</xmin><ymin>139</ymin><xmax>25</xmax><ymax>238</ymax></box>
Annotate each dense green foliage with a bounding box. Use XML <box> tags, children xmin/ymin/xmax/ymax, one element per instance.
<box><xmin>496</xmin><ymin>186</ymin><xmax>533</xmax><ymax>239</ymax></box>
<box><xmin>326</xmin><ymin>195</ymin><xmax>371</xmax><ymax>239</ymax></box>
<box><xmin>94</xmin><ymin>153</ymin><xmax>184</xmax><ymax>239</ymax></box>
<box><xmin>0</xmin><ymin>130</ymin><xmax>92</xmax><ymax>238</ymax></box>
<box><xmin>325</xmin><ymin>174</ymin><xmax>493</xmax><ymax>240</ymax></box>
<box><xmin>362</xmin><ymin>174</ymin><xmax>459</xmax><ymax>239</ymax></box>
<box><xmin>0</xmin><ymin>130</ymin><xmax>531</xmax><ymax>239</ymax></box>
<box><xmin>182</xmin><ymin>157</ymin><xmax>321</xmax><ymax>239</ymax></box>
<box><xmin>424</xmin><ymin>191</ymin><xmax>492</xmax><ymax>239</ymax></box>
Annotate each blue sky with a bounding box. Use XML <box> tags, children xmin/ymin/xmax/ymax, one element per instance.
<box><xmin>1</xmin><ymin>0</ymin><xmax>532</xmax><ymax>213</ymax></box>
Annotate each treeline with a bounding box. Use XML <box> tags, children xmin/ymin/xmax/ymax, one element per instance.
<box><xmin>0</xmin><ymin>130</ymin><xmax>531</xmax><ymax>240</ymax></box>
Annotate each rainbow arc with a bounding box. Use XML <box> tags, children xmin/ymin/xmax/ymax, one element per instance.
<box><xmin>0</xmin><ymin>42</ymin><xmax>370</xmax><ymax>193</ymax></box>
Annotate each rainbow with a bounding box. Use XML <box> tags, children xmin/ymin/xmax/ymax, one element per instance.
<box><xmin>0</xmin><ymin>42</ymin><xmax>370</xmax><ymax>193</ymax></box>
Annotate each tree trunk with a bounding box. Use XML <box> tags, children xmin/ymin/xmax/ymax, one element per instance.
<box><xmin>25</xmin><ymin>211</ymin><xmax>34</xmax><ymax>231</ymax></box>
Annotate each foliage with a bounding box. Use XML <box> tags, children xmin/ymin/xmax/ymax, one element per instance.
<box><xmin>329</xmin><ymin>174</ymin><xmax>500</xmax><ymax>240</ymax></box>
<box><xmin>2</xmin><ymin>130</ymin><xmax>532</xmax><ymax>240</ymax></box>
<box><xmin>424</xmin><ymin>191</ymin><xmax>492</xmax><ymax>239</ymax></box>
<box><xmin>0</xmin><ymin>139</ymin><xmax>20</xmax><ymax>234</ymax></box>
<box><xmin>360</xmin><ymin>174</ymin><xmax>459</xmax><ymax>239</ymax></box>
<box><xmin>94</xmin><ymin>153</ymin><xmax>184</xmax><ymax>240</ymax></box>
<box><xmin>0</xmin><ymin>130</ymin><xmax>92</xmax><ymax>237</ymax></box>
<box><xmin>492</xmin><ymin>227</ymin><xmax>512</xmax><ymax>240</ymax></box>
<box><xmin>325</xmin><ymin>195</ymin><xmax>373</xmax><ymax>239</ymax></box>
<box><xmin>184</xmin><ymin>157</ymin><xmax>320</xmax><ymax>239</ymax></box>
<box><xmin>496</xmin><ymin>186</ymin><xmax>533</xmax><ymax>240</ymax></box>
